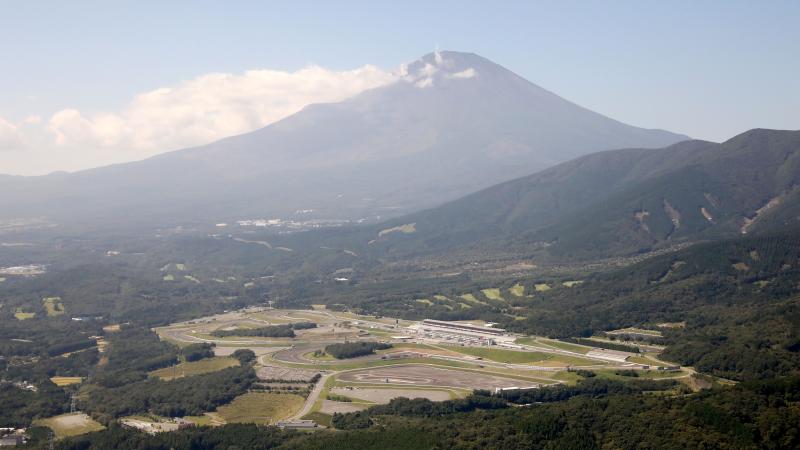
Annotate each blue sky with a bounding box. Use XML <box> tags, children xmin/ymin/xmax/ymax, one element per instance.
<box><xmin>1</xmin><ymin>1</ymin><xmax>798</xmax><ymax>174</ymax></box>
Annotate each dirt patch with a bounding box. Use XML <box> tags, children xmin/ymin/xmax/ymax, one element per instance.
<box><xmin>663</xmin><ymin>200</ymin><xmax>681</xmax><ymax>230</ymax></box>
<box><xmin>319</xmin><ymin>400</ymin><xmax>369</xmax><ymax>414</ymax></box>
<box><xmin>732</xmin><ymin>262</ymin><xmax>750</xmax><ymax>272</ymax></box>
<box><xmin>700</xmin><ymin>207</ymin><xmax>715</xmax><ymax>223</ymax></box>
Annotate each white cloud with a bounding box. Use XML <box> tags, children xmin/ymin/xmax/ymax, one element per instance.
<box><xmin>434</xmin><ymin>50</ymin><xmax>444</xmax><ymax>65</ymax></box>
<box><xmin>0</xmin><ymin>117</ymin><xmax>24</xmax><ymax>151</ymax></box>
<box><xmin>46</xmin><ymin>65</ymin><xmax>399</xmax><ymax>154</ymax></box>
<box><xmin>402</xmin><ymin>53</ymin><xmax>476</xmax><ymax>88</ymax></box>
<box><xmin>447</xmin><ymin>68</ymin><xmax>476</xmax><ymax>79</ymax></box>
<box><xmin>23</xmin><ymin>115</ymin><xmax>42</xmax><ymax>125</ymax></box>
<box><xmin>415</xmin><ymin>77</ymin><xmax>434</xmax><ymax>89</ymax></box>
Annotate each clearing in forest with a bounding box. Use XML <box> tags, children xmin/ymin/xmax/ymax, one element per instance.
<box><xmin>481</xmin><ymin>288</ymin><xmax>504</xmax><ymax>301</ymax></box>
<box><xmin>34</xmin><ymin>413</ymin><xmax>105</xmax><ymax>439</ymax></box>
<box><xmin>50</xmin><ymin>376</ymin><xmax>82</xmax><ymax>387</ymax></box>
<box><xmin>149</xmin><ymin>357</ymin><xmax>240</xmax><ymax>380</ymax></box>
<box><xmin>215</xmin><ymin>392</ymin><xmax>305</xmax><ymax>425</ymax></box>
<box><xmin>43</xmin><ymin>297</ymin><xmax>65</xmax><ymax>316</ymax></box>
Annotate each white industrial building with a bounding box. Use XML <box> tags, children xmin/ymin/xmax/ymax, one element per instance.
<box><xmin>410</xmin><ymin>319</ymin><xmax>516</xmax><ymax>344</ymax></box>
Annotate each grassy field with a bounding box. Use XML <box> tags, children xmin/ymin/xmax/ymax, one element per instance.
<box><xmin>50</xmin><ymin>376</ymin><xmax>83</xmax><ymax>387</ymax></box>
<box><xmin>43</xmin><ymin>297</ymin><xmax>65</xmax><ymax>316</ymax></box>
<box><xmin>539</xmin><ymin>354</ymin><xmax>600</xmax><ymax>366</ymax></box>
<box><xmin>481</xmin><ymin>288</ymin><xmax>504</xmax><ymax>301</ymax></box>
<box><xmin>163</xmin><ymin>274</ymin><xmax>175</xmax><ymax>281</ymax></box>
<box><xmin>184</xmin><ymin>415</ymin><xmax>216</xmax><ymax>426</ymax></box>
<box><xmin>628</xmin><ymin>355</ymin><xmax>665</xmax><ymax>365</ymax></box>
<box><xmin>304</xmin><ymin>351</ymin><xmax>336</xmax><ymax>361</ymax></box>
<box><xmin>444</xmin><ymin>345</ymin><xmax>552</xmax><ymax>364</ymax></box>
<box><xmin>459</xmin><ymin>294</ymin><xmax>487</xmax><ymax>305</ymax></box>
<box><xmin>302</xmin><ymin>411</ymin><xmax>332</xmax><ymax>427</ymax></box>
<box><xmin>562</xmin><ymin>280</ymin><xmax>583</xmax><ymax>287</ymax></box>
<box><xmin>509</xmin><ymin>283</ymin><xmax>525</xmax><ymax>297</ymax></box>
<box><xmin>34</xmin><ymin>413</ymin><xmax>105</xmax><ymax>439</ymax></box>
<box><xmin>149</xmin><ymin>357</ymin><xmax>239</xmax><ymax>380</ymax></box>
<box><xmin>552</xmin><ymin>370</ymin><xmax>583</xmax><ymax>385</ymax></box>
<box><xmin>216</xmin><ymin>392</ymin><xmax>304</xmax><ymax>425</ymax></box>
<box><xmin>415</xmin><ymin>299</ymin><xmax>433</xmax><ymax>306</ymax></box>
<box><xmin>534</xmin><ymin>283</ymin><xmax>552</xmax><ymax>292</ymax></box>
<box><xmin>536</xmin><ymin>338</ymin><xmax>592</xmax><ymax>354</ymax></box>
<box><xmin>14</xmin><ymin>308</ymin><xmax>35</xmax><ymax>320</ymax></box>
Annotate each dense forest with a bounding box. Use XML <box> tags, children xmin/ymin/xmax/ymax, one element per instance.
<box><xmin>502</xmin><ymin>232</ymin><xmax>800</xmax><ymax>380</ymax></box>
<box><xmin>49</xmin><ymin>376</ymin><xmax>800</xmax><ymax>450</ymax></box>
<box><xmin>210</xmin><ymin>322</ymin><xmax>316</xmax><ymax>338</ymax></box>
<box><xmin>324</xmin><ymin>341</ymin><xmax>392</xmax><ymax>359</ymax></box>
<box><xmin>82</xmin><ymin>366</ymin><xmax>256</xmax><ymax>422</ymax></box>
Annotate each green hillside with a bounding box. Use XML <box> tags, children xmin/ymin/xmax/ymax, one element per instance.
<box><xmin>310</xmin><ymin>129</ymin><xmax>800</xmax><ymax>262</ymax></box>
<box><xmin>505</xmin><ymin>231</ymin><xmax>800</xmax><ymax>380</ymax></box>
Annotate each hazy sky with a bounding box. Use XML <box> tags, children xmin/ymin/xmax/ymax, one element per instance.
<box><xmin>1</xmin><ymin>1</ymin><xmax>798</xmax><ymax>175</ymax></box>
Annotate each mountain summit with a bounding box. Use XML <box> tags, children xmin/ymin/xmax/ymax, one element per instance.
<box><xmin>0</xmin><ymin>51</ymin><xmax>688</xmax><ymax>227</ymax></box>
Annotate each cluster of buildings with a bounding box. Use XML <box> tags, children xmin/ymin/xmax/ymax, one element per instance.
<box><xmin>0</xmin><ymin>264</ymin><xmax>46</xmax><ymax>276</ymax></box>
<box><xmin>0</xmin><ymin>429</ymin><xmax>26</xmax><ymax>447</ymax></box>
<box><xmin>119</xmin><ymin>417</ymin><xmax>194</xmax><ymax>435</ymax></box>
<box><xmin>0</xmin><ymin>379</ymin><xmax>37</xmax><ymax>393</ymax></box>
<box><xmin>276</xmin><ymin>420</ymin><xmax>320</xmax><ymax>429</ymax></box>
<box><xmin>409</xmin><ymin>319</ymin><xmax>516</xmax><ymax>345</ymax></box>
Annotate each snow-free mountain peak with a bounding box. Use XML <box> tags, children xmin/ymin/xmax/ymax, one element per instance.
<box><xmin>0</xmin><ymin>51</ymin><xmax>688</xmax><ymax>227</ymax></box>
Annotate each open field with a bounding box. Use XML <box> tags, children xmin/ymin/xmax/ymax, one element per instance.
<box><xmin>149</xmin><ymin>357</ymin><xmax>239</xmax><ymax>380</ymax></box>
<box><xmin>509</xmin><ymin>283</ymin><xmax>525</xmax><ymax>296</ymax></box>
<box><xmin>34</xmin><ymin>413</ymin><xmax>105</xmax><ymax>438</ymax></box>
<box><xmin>50</xmin><ymin>376</ymin><xmax>83</xmax><ymax>386</ymax></box>
<box><xmin>481</xmin><ymin>288</ymin><xmax>504</xmax><ymax>301</ymax></box>
<box><xmin>459</xmin><ymin>293</ymin><xmax>487</xmax><ymax>305</ymax></box>
<box><xmin>540</xmin><ymin>339</ymin><xmax>593</xmax><ymax>354</ymax></box>
<box><xmin>338</xmin><ymin>364</ymin><xmax>539</xmax><ymax>390</ymax></box>
<box><xmin>302</xmin><ymin>411</ymin><xmax>333</xmax><ymax>427</ymax></box>
<box><xmin>43</xmin><ymin>297</ymin><xmax>65</xmax><ymax>316</ymax></box>
<box><xmin>215</xmin><ymin>392</ymin><xmax>305</xmax><ymax>425</ymax></box>
<box><xmin>14</xmin><ymin>308</ymin><xmax>35</xmax><ymax>320</ymax></box>
<box><xmin>331</xmin><ymin>387</ymin><xmax>452</xmax><ymax>403</ymax></box>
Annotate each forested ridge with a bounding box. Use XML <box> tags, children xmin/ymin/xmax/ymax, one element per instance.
<box><xmin>49</xmin><ymin>376</ymin><xmax>800</xmax><ymax>449</ymax></box>
<box><xmin>502</xmin><ymin>231</ymin><xmax>800</xmax><ymax>380</ymax></box>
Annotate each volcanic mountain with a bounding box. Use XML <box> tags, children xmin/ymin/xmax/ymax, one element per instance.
<box><xmin>0</xmin><ymin>51</ymin><xmax>687</xmax><ymax>228</ymax></box>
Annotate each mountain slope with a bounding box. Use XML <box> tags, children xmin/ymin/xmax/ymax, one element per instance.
<box><xmin>350</xmin><ymin>128</ymin><xmax>800</xmax><ymax>260</ymax></box>
<box><xmin>0</xmin><ymin>51</ymin><xmax>686</xmax><ymax>227</ymax></box>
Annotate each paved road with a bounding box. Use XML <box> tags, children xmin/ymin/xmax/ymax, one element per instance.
<box><xmin>290</xmin><ymin>373</ymin><xmax>332</xmax><ymax>420</ymax></box>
